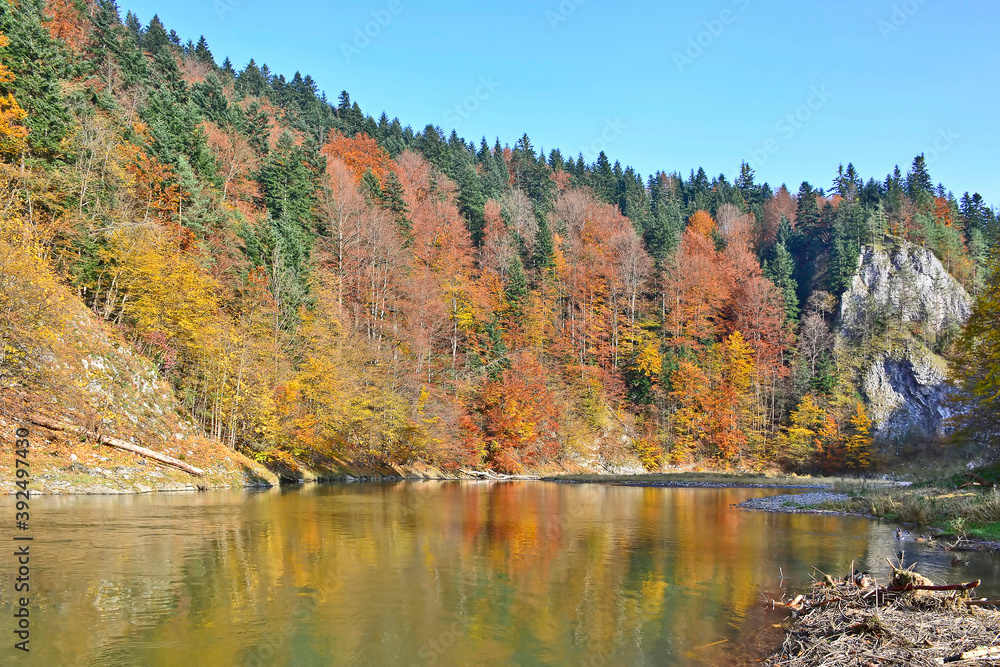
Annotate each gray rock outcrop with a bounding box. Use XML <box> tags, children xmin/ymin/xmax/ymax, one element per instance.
<box><xmin>838</xmin><ymin>240</ymin><xmax>972</xmax><ymax>443</ymax></box>
<box><xmin>840</xmin><ymin>243</ymin><xmax>971</xmax><ymax>336</ymax></box>
<box><xmin>861</xmin><ymin>344</ymin><xmax>958</xmax><ymax>442</ymax></box>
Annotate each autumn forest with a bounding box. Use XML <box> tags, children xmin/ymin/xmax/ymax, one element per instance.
<box><xmin>2</xmin><ymin>0</ymin><xmax>999</xmax><ymax>479</ymax></box>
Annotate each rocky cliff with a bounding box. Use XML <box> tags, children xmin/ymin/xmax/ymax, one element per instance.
<box><xmin>838</xmin><ymin>239</ymin><xmax>972</xmax><ymax>443</ymax></box>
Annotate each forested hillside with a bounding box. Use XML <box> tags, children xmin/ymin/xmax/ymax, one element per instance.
<box><xmin>2</xmin><ymin>0</ymin><xmax>997</xmax><ymax>477</ymax></box>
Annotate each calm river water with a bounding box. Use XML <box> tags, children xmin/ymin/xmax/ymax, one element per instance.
<box><xmin>3</xmin><ymin>482</ymin><xmax>998</xmax><ymax>666</ymax></box>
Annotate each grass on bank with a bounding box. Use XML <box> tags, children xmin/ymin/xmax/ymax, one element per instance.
<box><xmin>827</xmin><ymin>464</ymin><xmax>1000</xmax><ymax>541</ymax></box>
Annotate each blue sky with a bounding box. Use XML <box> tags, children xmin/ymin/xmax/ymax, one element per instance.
<box><xmin>119</xmin><ymin>0</ymin><xmax>999</xmax><ymax>203</ymax></box>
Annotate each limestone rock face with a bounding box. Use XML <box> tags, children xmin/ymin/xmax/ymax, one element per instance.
<box><xmin>841</xmin><ymin>243</ymin><xmax>971</xmax><ymax>337</ymax></box>
<box><xmin>861</xmin><ymin>345</ymin><xmax>957</xmax><ymax>442</ymax></box>
<box><xmin>838</xmin><ymin>241</ymin><xmax>971</xmax><ymax>442</ymax></box>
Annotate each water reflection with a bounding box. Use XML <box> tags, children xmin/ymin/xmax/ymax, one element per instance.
<box><xmin>2</xmin><ymin>483</ymin><xmax>997</xmax><ymax>666</ymax></box>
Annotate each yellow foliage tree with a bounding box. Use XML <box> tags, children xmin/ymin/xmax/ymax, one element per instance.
<box><xmin>669</xmin><ymin>360</ymin><xmax>710</xmax><ymax>463</ymax></box>
<box><xmin>0</xmin><ymin>217</ymin><xmax>70</xmax><ymax>388</ymax></box>
<box><xmin>843</xmin><ymin>401</ymin><xmax>873</xmax><ymax>470</ymax></box>
<box><xmin>289</xmin><ymin>277</ymin><xmax>424</xmax><ymax>464</ymax></box>
<box><xmin>711</xmin><ymin>331</ymin><xmax>757</xmax><ymax>463</ymax></box>
<box><xmin>0</xmin><ymin>33</ymin><xmax>28</xmax><ymax>158</ymax></box>
<box><xmin>102</xmin><ymin>228</ymin><xmax>220</xmax><ymax>367</ymax></box>
<box><xmin>953</xmin><ymin>250</ymin><xmax>1000</xmax><ymax>436</ymax></box>
<box><xmin>782</xmin><ymin>393</ymin><xmax>828</xmax><ymax>468</ymax></box>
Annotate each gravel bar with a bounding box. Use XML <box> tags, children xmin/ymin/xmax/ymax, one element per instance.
<box><xmin>737</xmin><ymin>491</ymin><xmax>849</xmax><ymax>512</ymax></box>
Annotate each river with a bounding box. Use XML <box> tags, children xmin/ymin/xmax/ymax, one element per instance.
<box><xmin>3</xmin><ymin>481</ymin><xmax>998</xmax><ymax>665</ymax></box>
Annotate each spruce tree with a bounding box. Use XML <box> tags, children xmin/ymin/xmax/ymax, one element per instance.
<box><xmin>906</xmin><ymin>154</ymin><xmax>933</xmax><ymax>203</ymax></box>
<box><xmin>194</xmin><ymin>36</ymin><xmax>214</xmax><ymax>65</ymax></box>
<box><xmin>532</xmin><ymin>217</ymin><xmax>555</xmax><ymax>271</ymax></box>
<box><xmin>764</xmin><ymin>216</ymin><xmax>801</xmax><ymax>322</ymax></box>
<box><xmin>0</xmin><ymin>0</ymin><xmax>72</xmax><ymax>158</ymax></box>
<box><xmin>795</xmin><ymin>182</ymin><xmax>822</xmax><ymax>235</ymax></box>
<box><xmin>124</xmin><ymin>11</ymin><xmax>143</xmax><ymax>43</ymax></box>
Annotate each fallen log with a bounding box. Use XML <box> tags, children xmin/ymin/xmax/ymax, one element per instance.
<box><xmin>460</xmin><ymin>469</ymin><xmax>539</xmax><ymax>480</ymax></box>
<box><xmin>886</xmin><ymin>579</ymin><xmax>980</xmax><ymax>593</ymax></box>
<box><xmin>27</xmin><ymin>415</ymin><xmax>205</xmax><ymax>477</ymax></box>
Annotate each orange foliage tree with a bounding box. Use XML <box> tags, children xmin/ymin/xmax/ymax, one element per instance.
<box><xmin>479</xmin><ymin>354</ymin><xmax>560</xmax><ymax>474</ymax></box>
<box><xmin>42</xmin><ymin>0</ymin><xmax>89</xmax><ymax>53</ymax></box>
<box><xmin>321</xmin><ymin>131</ymin><xmax>393</xmax><ymax>184</ymax></box>
<box><xmin>662</xmin><ymin>226</ymin><xmax>731</xmax><ymax>350</ymax></box>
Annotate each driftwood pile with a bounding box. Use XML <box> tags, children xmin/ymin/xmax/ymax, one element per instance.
<box><xmin>764</xmin><ymin>560</ymin><xmax>1000</xmax><ymax>666</ymax></box>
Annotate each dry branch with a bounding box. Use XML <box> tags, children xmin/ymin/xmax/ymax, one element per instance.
<box><xmin>936</xmin><ymin>646</ymin><xmax>1000</xmax><ymax>664</ymax></box>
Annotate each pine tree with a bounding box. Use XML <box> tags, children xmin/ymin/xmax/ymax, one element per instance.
<box><xmin>764</xmin><ymin>229</ymin><xmax>800</xmax><ymax>322</ymax></box>
<box><xmin>618</xmin><ymin>166</ymin><xmax>651</xmax><ymax>234</ymax></box>
<box><xmin>795</xmin><ymin>182</ymin><xmax>821</xmax><ymax>235</ymax></box>
<box><xmin>736</xmin><ymin>161</ymin><xmax>765</xmax><ymax>209</ymax></box>
<box><xmin>547</xmin><ymin>148</ymin><xmax>565</xmax><ymax>172</ymax></box>
<box><xmin>242</xmin><ymin>101</ymin><xmax>271</xmax><ymax>156</ymax></box>
<box><xmin>194</xmin><ymin>36</ymin><xmax>214</xmax><ymax>64</ymax></box>
<box><xmin>363</xmin><ymin>169</ymin><xmax>412</xmax><ymax>244</ymax></box>
<box><xmin>416</xmin><ymin>124</ymin><xmax>447</xmax><ymax>168</ymax></box>
<box><xmin>906</xmin><ymin>154</ymin><xmax>934</xmax><ymax>204</ymax></box>
<box><xmin>590</xmin><ymin>151</ymin><xmax>616</xmax><ymax>204</ymax></box>
<box><xmin>510</xmin><ymin>133</ymin><xmax>554</xmax><ymax>214</ymax></box>
<box><xmin>144</xmin><ymin>16</ymin><xmax>171</xmax><ymax>55</ymax></box>
<box><xmin>833</xmin><ymin>162</ymin><xmax>861</xmax><ymax>202</ymax></box>
<box><xmin>0</xmin><ymin>0</ymin><xmax>72</xmax><ymax>158</ymax></box>
<box><xmin>532</xmin><ymin>217</ymin><xmax>554</xmax><ymax>271</ymax></box>
<box><xmin>237</xmin><ymin>60</ymin><xmax>267</xmax><ymax>97</ymax></box>
<box><xmin>124</xmin><ymin>11</ymin><xmax>143</xmax><ymax>43</ymax></box>
<box><xmin>642</xmin><ymin>173</ymin><xmax>681</xmax><ymax>261</ymax></box>
<box><xmin>505</xmin><ymin>255</ymin><xmax>529</xmax><ymax>313</ymax></box>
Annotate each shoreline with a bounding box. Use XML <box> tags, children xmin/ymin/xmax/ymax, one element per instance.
<box><xmin>8</xmin><ymin>469</ymin><xmax>842</xmax><ymax>496</ymax></box>
<box><xmin>735</xmin><ymin>488</ymin><xmax>1000</xmax><ymax>552</ymax></box>
<box><xmin>10</xmin><ymin>471</ymin><xmax>1000</xmax><ymax>554</ymax></box>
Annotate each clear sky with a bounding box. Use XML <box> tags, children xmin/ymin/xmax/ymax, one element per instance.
<box><xmin>118</xmin><ymin>0</ymin><xmax>999</xmax><ymax>204</ymax></box>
